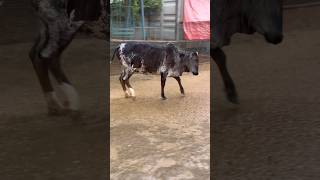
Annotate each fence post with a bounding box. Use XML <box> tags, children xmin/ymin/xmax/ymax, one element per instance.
<box><xmin>140</xmin><ymin>0</ymin><xmax>146</xmax><ymax>40</ymax></box>
<box><xmin>126</xmin><ymin>0</ymin><xmax>132</xmax><ymax>28</ymax></box>
<box><xmin>160</xmin><ymin>0</ymin><xmax>164</xmax><ymax>40</ymax></box>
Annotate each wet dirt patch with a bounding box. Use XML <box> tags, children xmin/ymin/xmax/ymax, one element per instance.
<box><xmin>110</xmin><ymin>63</ymin><xmax>210</xmax><ymax>179</ymax></box>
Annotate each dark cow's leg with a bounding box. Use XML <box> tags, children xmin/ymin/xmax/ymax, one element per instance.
<box><xmin>49</xmin><ymin>57</ymin><xmax>80</xmax><ymax>112</ymax></box>
<box><xmin>30</xmin><ymin>0</ymin><xmax>84</xmax><ymax>114</ymax></box>
<box><xmin>173</xmin><ymin>77</ymin><xmax>185</xmax><ymax>96</ymax></box>
<box><xmin>119</xmin><ymin>70</ymin><xmax>130</xmax><ymax>98</ymax></box>
<box><xmin>160</xmin><ymin>72</ymin><xmax>167</xmax><ymax>100</ymax></box>
<box><xmin>48</xmin><ymin>23</ymin><xmax>83</xmax><ymax>112</ymax></box>
<box><xmin>30</xmin><ymin>38</ymin><xmax>62</xmax><ymax>115</ymax></box>
<box><xmin>29</xmin><ymin>28</ymin><xmax>63</xmax><ymax>115</ymax></box>
<box><xmin>211</xmin><ymin>47</ymin><xmax>238</xmax><ymax>104</ymax></box>
<box><xmin>124</xmin><ymin>72</ymin><xmax>136</xmax><ymax>98</ymax></box>
<box><xmin>30</xmin><ymin>57</ymin><xmax>64</xmax><ymax>115</ymax></box>
<box><xmin>124</xmin><ymin>73</ymin><xmax>136</xmax><ymax>98</ymax></box>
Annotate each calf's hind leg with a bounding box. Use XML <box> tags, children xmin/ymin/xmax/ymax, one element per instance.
<box><xmin>119</xmin><ymin>70</ymin><xmax>130</xmax><ymax>98</ymax></box>
<box><xmin>160</xmin><ymin>72</ymin><xmax>167</xmax><ymax>100</ymax></box>
<box><xmin>124</xmin><ymin>74</ymin><xmax>136</xmax><ymax>99</ymax></box>
<box><xmin>29</xmin><ymin>31</ymin><xmax>64</xmax><ymax>115</ymax></box>
<box><xmin>211</xmin><ymin>47</ymin><xmax>238</xmax><ymax>104</ymax></box>
<box><xmin>49</xmin><ymin>57</ymin><xmax>80</xmax><ymax>112</ymax></box>
<box><xmin>47</xmin><ymin>25</ymin><xmax>83</xmax><ymax>112</ymax></box>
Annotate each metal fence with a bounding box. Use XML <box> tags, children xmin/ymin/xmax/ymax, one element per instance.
<box><xmin>110</xmin><ymin>0</ymin><xmax>183</xmax><ymax>41</ymax></box>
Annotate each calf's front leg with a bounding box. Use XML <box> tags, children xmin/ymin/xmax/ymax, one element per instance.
<box><xmin>174</xmin><ymin>77</ymin><xmax>185</xmax><ymax>96</ymax></box>
<box><xmin>211</xmin><ymin>47</ymin><xmax>238</xmax><ymax>104</ymax></box>
<box><xmin>160</xmin><ymin>72</ymin><xmax>167</xmax><ymax>100</ymax></box>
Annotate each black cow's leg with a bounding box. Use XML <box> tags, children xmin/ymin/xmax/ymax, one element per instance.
<box><xmin>160</xmin><ymin>72</ymin><xmax>167</xmax><ymax>100</ymax></box>
<box><xmin>124</xmin><ymin>72</ymin><xmax>136</xmax><ymax>98</ymax></box>
<box><xmin>30</xmin><ymin>0</ymin><xmax>84</xmax><ymax>114</ymax></box>
<box><xmin>174</xmin><ymin>77</ymin><xmax>185</xmax><ymax>96</ymax></box>
<box><xmin>29</xmin><ymin>30</ymin><xmax>63</xmax><ymax>115</ymax></box>
<box><xmin>211</xmin><ymin>47</ymin><xmax>238</xmax><ymax>104</ymax></box>
<box><xmin>49</xmin><ymin>57</ymin><xmax>80</xmax><ymax>112</ymax></box>
<box><xmin>119</xmin><ymin>70</ymin><xmax>130</xmax><ymax>98</ymax></box>
<box><xmin>48</xmin><ymin>22</ymin><xmax>82</xmax><ymax>112</ymax></box>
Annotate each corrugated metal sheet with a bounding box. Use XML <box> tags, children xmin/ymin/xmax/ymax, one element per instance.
<box><xmin>161</xmin><ymin>0</ymin><xmax>177</xmax><ymax>40</ymax></box>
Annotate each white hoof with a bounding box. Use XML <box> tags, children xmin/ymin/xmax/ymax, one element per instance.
<box><xmin>59</xmin><ymin>83</ymin><xmax>80</xmax><ymax>111</ymax></box>
<box><xmin>128</xmin><ymin>88</ymin><xmax>135</xmax><ymax>97</ymax></box>
<box><xmin>124</xmin><ymin>90</ymin><xmax>131</xmax><ymax>98</ymax></box>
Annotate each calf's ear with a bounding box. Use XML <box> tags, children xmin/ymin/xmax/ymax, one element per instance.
<box><xmin>193</xmin><ymin>51</ymin><xmax>199</xmax><ymax>56</ymax></box>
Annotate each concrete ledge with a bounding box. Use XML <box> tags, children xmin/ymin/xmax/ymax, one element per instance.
<box><xmin>110</xmin><ymin>40</ymin><xmax>210</xmax><ymax>55</ymax></box>
<box><xmin>284</xmin><ymin>1</ymin><xmax>320</xmax><ymax>9</ymax></box>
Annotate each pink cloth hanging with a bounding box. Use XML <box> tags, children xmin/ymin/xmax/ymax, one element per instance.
<box><xmin>183</xmin><ymin>0</ymin><xmax>210</xmax><ymax>40</ymax></box>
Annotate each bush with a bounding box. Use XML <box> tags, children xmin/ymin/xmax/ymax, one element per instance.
<box><xmin>112</xmin><ymin>0</ymin><xmax>162</xmax><ymax>23</ymax></box>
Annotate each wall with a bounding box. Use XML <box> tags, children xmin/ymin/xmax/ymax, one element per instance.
<box><xmin>0</xmin><ymin>0</ymin><xmax>38</xmax><ymax>44</ymax></box>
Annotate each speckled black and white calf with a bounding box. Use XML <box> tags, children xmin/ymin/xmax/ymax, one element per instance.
<box><xmin>111</xmin><ymin>42</ymin><xmax>199</xmax><ymax>99</ymax></box>
<box><xmin>29</xmin><ymin>0</ymin><xmax>103</xmax><ymax>115</ymax></box>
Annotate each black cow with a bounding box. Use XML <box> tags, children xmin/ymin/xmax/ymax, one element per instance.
<box><xmin>211</xmin><ymin>0</ymin><xmax>283</xmax><ymax>103</ymax></box>
<box><xmin>111</xmin><ymin>42</ymin><xmax>199</xmax><ymax>99</ymax></box>
<box><xmin>29</xmin><ymin>0</ymin><xmax>106</xmax><ymax>115</ymax></box>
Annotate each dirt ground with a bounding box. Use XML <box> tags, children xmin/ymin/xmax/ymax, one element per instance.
<box><xmin>212</xmin><ymin>6</ymin><xmax>320</xmax><ymax>180</ymax></box>
<box><xmin>110</xmin><ymin>60</ymin><xmax>210</xmax><ymax>179</ymax></box>
<box><xmin>0</xmin><ymin>39</ymin><xmax>108</xmax><ymax>180</ymax></box>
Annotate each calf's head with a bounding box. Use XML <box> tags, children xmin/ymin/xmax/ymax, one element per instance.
<box><xmin>180</xmin><ymin>51</ymin><xmax>199</xmax><ymax>76</ymax></box>
<box><xmin>243</xmin><ymin>0</ymin><xmax>283</xmax><ymax>44</ymax></box>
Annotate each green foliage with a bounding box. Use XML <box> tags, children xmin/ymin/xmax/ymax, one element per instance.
<box><xmin>111</xmin><ymin>0</ymin><xmax>162</xmax><ymax>24</ymax></box>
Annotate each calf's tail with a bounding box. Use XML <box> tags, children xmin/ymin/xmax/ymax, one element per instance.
<box><xmin>110</xmin><ymin>46</ymin><xmax>120</xmax><ymax>64</ymax></box>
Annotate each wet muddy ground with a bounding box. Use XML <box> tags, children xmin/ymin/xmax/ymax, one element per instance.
<box><xmin>110</xmin><ymin>61</ymin><xmax>210</xmax><ymax>179</ymax></box>
<box><xmin>212</xmin><ymin>6</ymin><xmax>320</xmax><ymax>179</ymax></box>
<box><xmin>0</xmin><ymin>39</ymin><xmax>108</xmax><ymax>179</ymax></box>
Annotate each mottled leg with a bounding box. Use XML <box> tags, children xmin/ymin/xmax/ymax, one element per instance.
<box><xmin>31</xmin><ymin>0</ymin><xmax>83</xmax><ymax>115</ymax></box>
<box><xmin>119</xmin><ymin>70</ymin><xmax>130</xmax><ymax>98</ymax></box>
<box><xmin>29</xmin><ymin>24</ymin><xmax>65</xmax><ymax>115</ymax></box>
<box><xmin>38</xmin><ymin>5</ymin><xmax>83</xmax><ymax>58</ymax></box>
<box><xmin>29</xmin><ymin>48</ymin><xmax>63</xmax><ymax>115</ymax></box>
<box><xmin>40</xmin><ymin>23</ymin><xmax>59</xmax><ymax>58</ymax></box>
<box><xmin>122</xmin><ymin>65</ymin><xmax>135</xmax><ymax>81</ymax></box>
<box><xmin>124</xmin><ymin>73</ymin><xmax>135</xmax><ymax>98</ymax></box>
<box><xmin>160</xmin><ymin>72</ymin><xmax>167</xmax><ymax>100</ymax></box>
<box><xmin>174</xmin><ymin>77</ymin><xmax>185</xmax><ymax>96</ymax></box>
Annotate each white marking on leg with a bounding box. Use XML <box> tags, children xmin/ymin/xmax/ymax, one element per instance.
<box><xmin>124</xmin><ymin>89</ymin><xmax>131</xmax><ymax>98</ymax></box>
<box><xmin>119</xmin><ymin>43</ymin><xmax>126</xmax><ymax>53</ymax></box>
<box><xmin>129</xmin><ymin>88</ymin><xmax>135</xmax><ymax>97</ymax></box>
<box><xmin>119</xmin><ymin>43</ymin><xmax>130</xmax><ymax>68</ymax></box>
<box><xmin>59</xmin><ymin>83</ymin><xmax>80</xmax><ymax>111</ymax></box>
<box><xmin>119</xmin><ymin>43</ymin><xmax>126</xmax><ymax>64</ymax></box>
